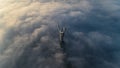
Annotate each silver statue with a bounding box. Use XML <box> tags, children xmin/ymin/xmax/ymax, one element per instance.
<box><xmin>57</xmin><ymin>24</ymin><xmax>66</xmax><ymax>46</ymax></box>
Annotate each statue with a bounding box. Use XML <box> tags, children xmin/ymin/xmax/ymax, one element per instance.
<box><xmin>57</xmin><ymin>24</ymin><xmax>66</xmax><ymax>49</ymax></box>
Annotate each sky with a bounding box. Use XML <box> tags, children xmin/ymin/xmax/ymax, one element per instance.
<box><xmin>0</xmin><ymin>0</ymin><xmax>120</xmax><ymax>68</ymax></box>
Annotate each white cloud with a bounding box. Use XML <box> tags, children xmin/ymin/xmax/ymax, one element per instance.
<box><xmin>0</xmin><ymin>0</ymin><xmax>120</xmax><ymax>68</ymax></box>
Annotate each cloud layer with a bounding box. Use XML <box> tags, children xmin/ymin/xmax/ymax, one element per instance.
<box><xmin>0</xmin><ymin>0</ymin><xmax>120</xmax><ymax>68</ymax></box>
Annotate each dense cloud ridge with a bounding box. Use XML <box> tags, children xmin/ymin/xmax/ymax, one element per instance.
<box><xmin>0</xmin><ymin>0</ymin><xmax>120</xmax><ymax>68</ymax></box>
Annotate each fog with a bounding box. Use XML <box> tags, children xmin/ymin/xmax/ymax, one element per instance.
<box><xmin>0</xmin><ymin>0</ymin><xmax>120</xmax><ymax>68</ymax></box>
